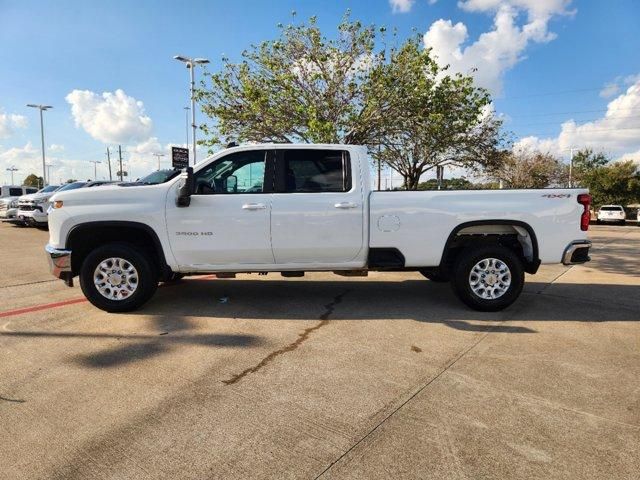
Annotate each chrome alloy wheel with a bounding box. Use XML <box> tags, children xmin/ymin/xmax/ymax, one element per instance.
<box><xmin>468</xmin><ymin>258</ymin><xmax>511</xmax><ymax>300</ymax></box>
<box><xmin>93</xmin><ymin>257</ymin><xmax>139</xmax><ymax>301</ymax></box>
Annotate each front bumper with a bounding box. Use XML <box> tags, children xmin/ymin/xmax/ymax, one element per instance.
<box><xmin>17</xmin><ymin>209</ymin><xmax>48</xmax><ymax>225</ymax></box>
<box><xmin>562</xmin><ymin>240</ymin><xmax>592</xmax><ymax>265</ymax></box>
<box><xmin>45</xmin><ymin>244</ymin><xmax>74</xmax><ymax>286</ymax></box>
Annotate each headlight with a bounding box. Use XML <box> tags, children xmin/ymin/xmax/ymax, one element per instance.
<box><xmin>10</xmin><ymin>200</ymin><xmax>18</xmax><ymax>208</ymax></box>
<box><xmin>34</xmin><ymin>197</ymin><xmax>49</xmax><ymax>205</ymax></box>
<box><xmin>53</xmin><ymin>200</ymin><xmax>64</xmax><ymax>209</ymax></box>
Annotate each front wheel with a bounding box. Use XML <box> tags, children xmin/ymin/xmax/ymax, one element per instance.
<box><xmin>80</xmin><ymin>243</ymin><xmax>158</xmax><ymax>312</ymax></box>
<box><xmin>451</xmin><ymin>245</ymin><xmax>524</xmax><ymax>312</ymax></box>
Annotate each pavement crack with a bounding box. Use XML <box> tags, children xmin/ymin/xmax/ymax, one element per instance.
<box><xmin>222</xmin><ymin>289</ymin><xmax>350</xmax><ymax>386</ymax></box>
<box><xmin>313</xmin><ymin>327</ymin><xmax>497</xmax><ymax>480</ymax></box>
<box><xmin>0</xmin><ymin>395</ymin><xmax>25</xmax><ymax>403</ymax></box>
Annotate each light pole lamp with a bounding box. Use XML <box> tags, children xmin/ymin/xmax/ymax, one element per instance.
<box><xmin>173</xmin><ymin>55</ymin><xmax>209</xmax><ymax>166</ymax></box>
<box><xmin>6</xmin><ymin>165</ymin><xmax>18</xmax><ymax>185</ymax></box>
<box><xmin>153</xmin><ymin>153</ymin><xmax>166</xmax><ymax>170</ymax></box>
<box><xmin>26</xmin><ymin>104</ymin><xmax>53</xmax><ymax>185</ymax></box>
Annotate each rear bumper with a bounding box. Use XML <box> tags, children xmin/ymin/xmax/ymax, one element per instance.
<box><xmin>562</xmin><ymin>240</ymin><xmax>592</xmax><ymax>265</ymax></box>
<box><xmin>45</xmin><ymin>244</ymin><xmax>74</xmax><ymax>286</ymax></box>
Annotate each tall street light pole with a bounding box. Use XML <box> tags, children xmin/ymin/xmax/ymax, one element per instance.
<box><xmin>45</xmin><ymin>163</ymin><xmax>55</xmax><ymax>183</ymax></box>
<box><xmin>27</xmin><ymin>104</ymin><xmax>53</xmax><ymax>185</ymax></box>
<box><xmin>89</xmin><ymin>160</ymin><xmax>101</xmax><ymax>180</ymax></box>
<box><xmin>6</xmin><ymin>166</ymin><xmax>18</xmax><ymax>185</ymax></box>
<box><xmin>184</xmin><ymin>106</ymin><xmax>190</xmax><ymax>149</ymax></box>
<box><xmin>173</xmin><ymin>55</ymin><xmax>209</xmax><ymax>166</ymax></box>
<box><xmin>153</xmin><ymin>153</ymin><xmax>165</xmax><ymax>170</ymax></box>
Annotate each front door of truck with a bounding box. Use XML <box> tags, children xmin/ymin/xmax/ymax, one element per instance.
<box><xmin>165</xmin><ymin>149</ymin><xmax>275</xmax><ymax>269</ymax></box>
<box><xmin>269</xmin><ymin>148</ymin><xmax>364</xmax><ymax>264</ymax></box>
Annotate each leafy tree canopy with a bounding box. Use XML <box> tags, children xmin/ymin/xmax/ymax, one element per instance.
<box><xmin>196</xmin><ymin>13</ymin><xmax>505</xmax><ymax>189</ymax></box>
<box><xmin>23</xmin><ymin>174</ymin><xmax>43</xmax><ymax>188</ymax></box>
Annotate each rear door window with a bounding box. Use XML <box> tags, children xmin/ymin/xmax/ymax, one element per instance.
<box><xmin>9</xmin><ymin>188</ymin><xmax>22</xmax><ymax>196</ymax></box>
<box><xmin>280</xmin><ymin>149</ymin><xmax>351</xmax><ymax>193</ymax></box>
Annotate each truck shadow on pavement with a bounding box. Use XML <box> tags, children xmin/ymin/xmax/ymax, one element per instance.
<box><xmin>141</xmin><ymin>278</ymin><xmax>640</xmax><ymax>327</ymax></box>
<box><xmin>2</xmin><ymin>278</ymin><xmax>636</xmax><ymax>370</ymax></box>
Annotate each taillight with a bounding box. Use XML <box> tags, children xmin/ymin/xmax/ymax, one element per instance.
<box><xmin>577</xmin><ymin>193</ymin><xmax>591</xmax><ymax>231</ymax></box>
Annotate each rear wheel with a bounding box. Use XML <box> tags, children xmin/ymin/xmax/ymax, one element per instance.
<box><xmin>451</xmin><ymin>245</ymin><xmax>524</xmax><ymax>312</ymax></box>
<box><xmin>80</xmin><ymin>243</ymin><xmax>158</xmax><ymax>312</ymax></box>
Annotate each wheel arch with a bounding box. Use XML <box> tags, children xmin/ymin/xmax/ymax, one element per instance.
<box><xmin>439</xmin><ymin>220</ymin><xmax>541</xmax><ymax>275</ymax></box>
<box><xmin>66</xmin><ymin>221</ymin><xmax>171</xmax><ymax>279</ymax></box>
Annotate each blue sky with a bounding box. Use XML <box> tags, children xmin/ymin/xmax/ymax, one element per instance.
<box><xmin>1</xmin><ymin>0</ymin><xmax>640</xmax><ymax>183</ymax></box>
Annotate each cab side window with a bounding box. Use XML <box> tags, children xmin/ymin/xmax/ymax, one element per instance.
<box><xmin>283</xmin><ymin>149</ymin><xmax>351</xmax><ymax>193</ymax></box>
<box><xmin>193</xmin><ymin>150</ymin><xmax>267</xmax><ymax>195</ymax></box>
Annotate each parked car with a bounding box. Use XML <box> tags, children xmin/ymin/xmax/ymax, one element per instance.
<box><xmin>17</xmin><ymin>183</ymin><xmax>75</xmax><ymax>226</ymax></box>
<box><xmin>596</xmin><ymin>205</ymin><xmax>626</xmax><ymax>225</ymax></box>
<box><xmin>46</xmin><ymin>144</ymin><xmax>592</xmax><ymax>313</ymax></box>
<box><xmin>0</xmin><ymin>185</ymin><xmax>39</xmax><ymax>219</ymax></box>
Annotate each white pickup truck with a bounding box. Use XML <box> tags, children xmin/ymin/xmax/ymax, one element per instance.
<box><xmin>46</xmin><ymin>144</ymin><xmax>592</xmax><ymax>313</ymax></box>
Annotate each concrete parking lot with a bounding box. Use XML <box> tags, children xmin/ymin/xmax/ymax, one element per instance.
<box><xmin>0</xmin><ymin>222</ymin><xmax>638</xmax><ymax>479</ymax></box>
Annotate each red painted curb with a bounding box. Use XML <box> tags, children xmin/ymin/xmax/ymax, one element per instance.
<box><xmin>0</xmin><ymin>297</ymin><xmax>87</xmax><ymax>319</ymax></box>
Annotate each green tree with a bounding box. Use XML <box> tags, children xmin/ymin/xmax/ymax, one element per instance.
<box><xmin>197</xmin><ymin>13</ymin><xmax>385</xmax><ymax>146</ymax></box>
<box><xmin>23</xmin><ymin>174</ymin><xmax>43</xmax><ymax>188</ymax></box>
<box><xmin>488</xmin><ymin>150</ymin><xmax>565</xmax><ymax>189</ymax></box>
<box><xmin>371</xmin><ymin>41</ymin><xmax>505</xmax><ymax>189</ymax></box>
<box><xmin>581</xmin><ymin>160</ymin><xmax>640</xmax><ymax>207</ymax></box>
<box><xmin>196</xmin><ymin>14</ymin><xmax>506</xmax><ymax>190</ymax></box>
<box><xmin>417</xmin><ymin>177</ymin><xmax>474</xmax><ymax>190</ymax></box>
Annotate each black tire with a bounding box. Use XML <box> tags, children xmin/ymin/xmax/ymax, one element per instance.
<box><xmin>450</xmin><ymin>245</ymin><xmax>524</xmax><ymax>312</ymax></box>
<box><xmin>80</xmin><ymin>243</ymin><xmax>158</xmax><ymax>313</ymax></box>
<box><xmin>419</xmin><ymin>270</ymin><xmax>449</xmax><ymax>282</ymax></box>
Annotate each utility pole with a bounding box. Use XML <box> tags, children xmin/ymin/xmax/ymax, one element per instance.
<box><xmin>106</xmin><ymin>147</ymin><xmax>113</xmax><ymax>181</ymax></box>
<box><xmin>6</xmin><ymin>166</ymin><xmax>18</xmax><ymax>185</ymax></box>
<box><xmin>89</xmin><ymin>160</ymin><xmax>101</xmax><ymax>180</ymax></box>
<box><xmin>569</xmin><ymin>147</ymin><xmax>576</xmax><ymax>188</ymax></box>
<box><xmin>118</xmin><ymin>145</ymin><xmax>124</xmax><ymax>182</ymax></box>
<box><xmin>153</xmin><ymin>153</ymin><xmax>166</xmax><ymax>170</ymax></box>
<box><xmin>26</xmin><ymin>104</ymin><xmax>53</xmax><ymax>185</ymax></box>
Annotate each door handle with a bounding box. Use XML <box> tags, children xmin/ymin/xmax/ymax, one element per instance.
<box><xmin>242</xmin><ymin>203</ymin><xmax>267</xmax><ymax>210</ymax></box>
<box><xmin>334</xmin><ymin>202</ymin><xmax>357</xmax><ymax>209</ymax></box>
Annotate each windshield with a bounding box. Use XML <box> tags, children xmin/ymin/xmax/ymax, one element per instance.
<box><xmin>38</xmin><ymin>185</ymin><xmax>60</xmax><ymax>194</ymax></box>
<box><xmin>134</xmin><ymin>169</ymin><xmax>181</xmax><ymax>185</ymax></box>
<box><xmin>57</xmin><ymin>182</ymin><xmax>87</xmax><ymax>192</ymax></box>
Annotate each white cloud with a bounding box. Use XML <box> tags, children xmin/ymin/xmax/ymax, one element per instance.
<box><xmin>0</xmin><ymin>111</ymin><xmax>28</xmax><ymax>139</ymax></box>
<box><xmin>50</xmin><ymin>144</ymin><xmax>65</xmax><ymax>152</ymax></box>
<box><xmin>600</xmin><ymin>74</ymin><xmax>640</xmax><ymax>99</ymax></box>
<box><xmin>424</xmin><ymin>1</ymin><xmax>573</xmax><ymax>94</ymax></box>
<box><xmin>65</xmin><ymin>89</ymin><xmax>153</xmax><ymax>144</ymax></box>
<box><xmin>515</xmin><ymin>77</ymin><xmax>640</xmax><ymax>158</ymax></box>
<box><xmin>390</xmin><ymin>0</ymin><xmax>415</xmax><ymax>13</ymax></box>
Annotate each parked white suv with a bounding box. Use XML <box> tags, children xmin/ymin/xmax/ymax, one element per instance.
<box><xmin>0</xmin><ymin>185</ymin><xmax>39</xmax><ymax>220</ymax></box>
<box><xmin>596</xmin><ymin>205</ymin><xmax>626</xmax><ymax>225</ymax></box>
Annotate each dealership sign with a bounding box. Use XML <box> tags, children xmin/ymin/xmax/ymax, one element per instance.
<box><xmin>172</xmin><ymin>147</ymin><xmax>189</xmax><ymax>169</ymax></box>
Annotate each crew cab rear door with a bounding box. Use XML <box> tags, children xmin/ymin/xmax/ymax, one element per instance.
<box><xmin>165</xmin><ymin>149</ymin><xmax>275</xmax><ymax>268</ymax></box>
<box><xmin>270</xmin><ymin>148</ymin><xmax>364</xmax><ymax>264</ymax></box>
